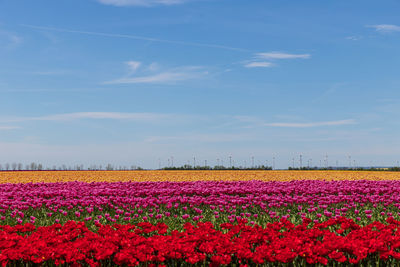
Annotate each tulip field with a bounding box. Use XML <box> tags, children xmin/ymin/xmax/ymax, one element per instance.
<box><xmin>2</xmin><ymin>171</ymin><xmax>400</xmax><ymax>266</ymax></box>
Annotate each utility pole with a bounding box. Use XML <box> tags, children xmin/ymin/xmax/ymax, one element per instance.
<box><xmin>273</xmin><ymin>157</ymin><xmax>275</xmax><ymax>170</ymax></box>
<box><xmin>193</xmin><ymin>157</ymin><xmax>196</xmax><ymax>168</ymax></box>
<box><xmin>229</xmin><ymin>156</ymin><xmax>232</xmax><ymax>168</ymax></box>
<box><xmin>251</xmin><ymin>156</ymin><xmax>254</xmax><ymax>168</ymax></box>
<box><xmin>292</xmin><ymin>158</ymin><xmax>295</xmax><ymax>169</ymax></box>
<box><xmin>171</xmin><ymin>156</ymin><xmax>174</xmax><ymax>167</ymax></box>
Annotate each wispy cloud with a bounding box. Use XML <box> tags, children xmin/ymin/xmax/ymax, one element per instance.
<box><xmin>368</xmin><ymin>24</ymin><xmax>400</xmax><ymax>33</ymax></box>
<box><xmin>0</xmin><ymin>112</ymin><xmax>178</xmax><ymax>123</ymax></box>
<box><xmin>105</xmin><ymin>62</ymin><xmax>207</xmax><ymax>84</ymax></box>
<box><xmin>0</xmin><ymin>126</ymin><xmax>20</xmax><ymax>130</ymax></box>
<box><xmin>256</xmin><ymin>52</ymin><xmax>311</xmax><ymax>60</ymax></box>
<box><xmin>244</xmin><ymin>61</ymin><xmax>274</xmax><ymax>68</ymax></box>
<box><xmin>21</xmin><ymin>24</ymin><xmax>249</xmax><ymax>52</ymax></box>
<box><xmin>126</xmin><ymin>61</ymin><xmax>141</xmax><ymax>74</ymax></box>
<box><xmin>346</xmin><ymin>36</ymin><xmax>362</xmax><ymax>41</ymax></box>
<box><xmin>30</xmin><ymin>70</ymin><xmax>69</xmax><ymax>76</ymax></box>
<box><xmin>233</xmin><ymin>116</ymin><xmax>355</xmax><ymax>128</ymax></box>
<box><xmin>243</xmin><ymin>51</ymin><xmax>310</xmax><ymax>68</ymax></box>
<box><xmin>35</xmin><ymin>112</ymin><xmax>173</xmax><ymax>122</ymax></box>
<box><xmin>263</xmin><ymin>119</ymin><xmax>356</xmax><ymax>128</ymax></box>
<box><xmin>105</xmin><ymin>71</ymin><xmax>203</xmax><ymax>84</ymax></box>
<box><xmin>97</xmin><ymin>0</ymin><xmax>189</xmax><ymax>7</ymax></box>
<box><xmin>0</xmin><ymin>29</ymin><xmax>22</xmax><ymax>48</ymax></box>
<box><xmin>145</xmin><ymin>133</ymin><xmax>254</xmax><ymax>143</ymax></box>
<box><xmin>147</xmin><ymin>63</ymin><xmax>159</xmax><ymax>71</ymax></box>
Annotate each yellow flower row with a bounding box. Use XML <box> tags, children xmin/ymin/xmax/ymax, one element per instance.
<box><xmin>0</xmin><ymin>170</ymin><xmax>399</xmax><ymax>183</ymax></box>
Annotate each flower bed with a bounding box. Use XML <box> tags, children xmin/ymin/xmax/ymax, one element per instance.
<box><xmin>1</xmin><ymin>180</ymin><xmax>400</xmax><ymax>265</ymax></box>
<box><xmin>2</xmin><ymin>217</ymin><xmax>400</xmax><ymax>266</ymax></box>
<box><xmin>1</xmin><ymin>180</ymin><xmax>400</xmax><ymax>227</ymax></box>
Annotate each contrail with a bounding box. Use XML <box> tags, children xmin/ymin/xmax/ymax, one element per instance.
<box><xmin>20</xmin><ymin>24</ymin><xmax>251</xmax><ymax>52</ymax></box>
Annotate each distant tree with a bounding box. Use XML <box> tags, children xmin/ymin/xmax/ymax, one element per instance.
<box><xmin>5</xmin><ymin>163</ymin><xmax>10</xmax><ymax>171</ymax></box>
<box><xmin>0</xmin><ymin>164</ymin><xmax>2</xmax><ymax>171</ymax></box>
<box><xmin>17</xmin><ymin>163</ymin><xmax>23</xmax><ymax>170</ymax></box>
<box><xmin>106</xmin><ymin>164</ymin><xmax>114</xmax><ymax>171</ymax></box>
<box><xmin>38</xmin><ymin>164</ymin><xmax>43</xmax><ymax>171</ymax></box>
<box><xmin>30</xmin><ymin>162</ymin><xmax>37</xmax><ymax>171</ymax></box>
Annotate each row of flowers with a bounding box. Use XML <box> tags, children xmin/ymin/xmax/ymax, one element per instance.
<box><xmin>0</xmin><ymin>180</ymin><xmax>400</xmax><ymax>227</ymax></box>
<box><xmin>2</xmin><ymin>170</ymin><xmax>399</xmax><ymax>183</ymax></box>
<box><xmin>2</xmin><ymin>217</ymin><xmax>400</xmax><ymax>266</ymax></box>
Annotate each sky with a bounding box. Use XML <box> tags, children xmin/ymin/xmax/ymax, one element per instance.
<box><xmin>0</xmin><ymin>0</ymin><xmax>400</xmax><ymax>169</ymax></box>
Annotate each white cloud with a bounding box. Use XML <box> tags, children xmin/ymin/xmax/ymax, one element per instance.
<box><xmin>105</xmin><ymin>65</ymin><xmax>207</xmax><ymax>84</ymax></box>
<box><xmin>147</xmin><ymin>63</ymin><xmax>159</xmax><ymax>71</ymax></box>
<box><xmin>105</xmin><ymin>71</ymin><xmax>203</xmax><ymax>84</ymax></box>
<box><xmin>0</xmin><ymin>112</ymin><xmax>177</xmax><ymax>123</ymax></box>
<box><xmin>263</xmin><ymin>119</ymin><xmax>356</xmax><ymax>128</ymax></box>
<box><xmin>30</xmin><ymin>70</ymin><xmax>69</xmax><ymax>76</ymax></box>
<box><xmin>22</xmin><ymin>24</ymin><xmax>249</xmax><ymax>52</ymax></box>
<box><xmin>244</xmin><ymin>61</ymin><xmax>274</xmax><ymax>68</ymax></box>
<box><xmin>369</xmin><ymin>24</ymin><xmax>400</xmax><ymax>33</ymax></box>
<box><xmin>346</xmin><ymin>36</ymin><xmax>362</xmax><ymax>41</ymax></box>
<box><xmin>126</xmin><ymin>61</ymin><xmax>141</xmax><ymax>73</ymax></box>
<box><xmin>0</xmin><ymin>126</ymin><xmax>20</xmax><ymax>130</ymax></box>
<box><xmin>232</xmin><ymin>116</ymin><xmax>356</xmax><ymax>128</ymax></box>
<box><xmin>145</xmin><ymin>133</ymin><xmax>254</xmax><ymax>143</ymax></box>
<box><xmin>256</xmin><ymin>52</ymin><xmax>311</xmax><ymax>60</ymax></box>
<box><xmin>34</xmin><ymin>112</ymin><xmax>173</xmax><ymax>122</ymax></box>
<box><xmin>0</xmin><ymin>29</ymin><xmax>22</xmax><ymax>48</ymax></box>
<box><xmin>97</xmin><ymin>0</ymin><xmax>188</xmax><ymax>7</ymax></box>
<box><xmin>243</xmin><ymin>51</ymin><xmax>310</xmax><ymax>69</ymax></box>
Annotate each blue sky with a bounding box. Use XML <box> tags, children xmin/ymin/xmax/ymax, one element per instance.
<box><xmin>0</xmin><ymin>0</ymin><xmax>399</xmax><ymax>169</ymax></box>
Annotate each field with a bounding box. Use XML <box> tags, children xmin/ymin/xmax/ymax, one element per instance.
<box><xmin>2</xmin><ymin>171</ymin><xmax>400</xmax><ymax>266</ymax></box>
<box><xmin>1</xmin><ymin>170</ymin><xmax>400</xmax><ymax>183</ymax></box>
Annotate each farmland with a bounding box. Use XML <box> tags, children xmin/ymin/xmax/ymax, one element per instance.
<box><xmin>1</xmin><ymin>171</ymin><xmax>400</xmax><ymax>266</ymax></box>
<box><xmin>1</xmin><ymin>170</ymin><xmax>400</xmax><ymax>183</ymax></box>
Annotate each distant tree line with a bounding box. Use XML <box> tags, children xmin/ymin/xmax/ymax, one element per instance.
<box><xmin>162</xmin><ymin>164</ymin><xmax>273</xmax><ymax>170</ymax></box>
<box><xmin>1</xmin><ymin>163</ymin><xmax>399</xmax><ymax>171</ymax></box>
<box><xmin>0</xmin><ymin>163</ymin><xmax>143</xmax><ymax>171</ymax></box>
<box><xmin>288</xmin><ymin>166</ymin><xmax>400</xmax><ymax>171</ymax></box>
